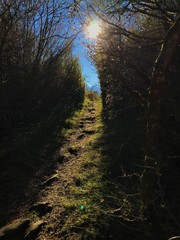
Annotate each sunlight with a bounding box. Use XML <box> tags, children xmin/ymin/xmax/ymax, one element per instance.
<box><xmin>86</xmin><ymin>20</ymin><xmax>101</xmax><ymax>39</ymax></box>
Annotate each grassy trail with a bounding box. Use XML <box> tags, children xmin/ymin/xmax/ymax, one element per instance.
<box><xmin>35</xmin><ymin>97</ymin><xmax>105</xmax><ymax>239</ymax></box>
<box><xmin>0</xmin><ymin>96</ymin><xmax>142</xmax><ymax>240</ymax></box>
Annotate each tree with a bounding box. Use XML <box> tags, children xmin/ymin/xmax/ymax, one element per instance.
<box><xmin>0</xmin><ymin>0</ymin><xmax>84</xmax><ymax>135</ymax></box>
<box><xmin>81</xmin><ymin>0</ymin><xmax>180</xmax><ymax>234</ymax></box>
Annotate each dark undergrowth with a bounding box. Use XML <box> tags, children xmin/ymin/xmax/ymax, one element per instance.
<box><xmin>0</xmin><ymin>96</ymin><xmax>179</xmax><ymax>240</ymax></box>
<box><xmin>95</xmin><ymin>107</ymin><xmax>146</xmax><ymax>240</ymax></box>
<box><xmin>95</xmin><ymin>105</ymin><xmax>180</xmax><ymax>240</ymax></box>
<box><xmin>0</xmin><ymin>99</ymin><xmax>84</xmax><ymax>227</ymax></box>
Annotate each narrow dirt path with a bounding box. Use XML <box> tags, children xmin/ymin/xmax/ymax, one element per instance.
<box><xmin>35</xmin><ymin>99</ymin><xmax>101</xmax><ymax>240</ymax></box>
<box><xmin>0</xmin><ymin>98</ymin><xmax>104</xmax><ymax>240</ymax></box>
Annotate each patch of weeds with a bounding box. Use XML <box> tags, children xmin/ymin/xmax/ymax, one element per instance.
<box><xmin>73</xmin><ymin>176</ymin><xmax>84</xmax><ymax>187</ymax></box>
<box><xmin>59</xmin><ymin>97</ymin><xmax>142</xmax><ymax>239</ymax></box>
<box><xmin>82</xmin><ymin>162</ymin><xmax>98</xmax><ymax>169</ymax></box>
<box><xmin>62</xmin><ymin>200</ymin><xmax>78</xmax><ymax>211</ymax></box>
<box><xmin>65</xmin><ymin>110</ymin><xmax>81</xmax><ymax>128</ymax></box>
<box><xmin>59</xmin><ymin>104</ymin><xmax>107</xmax><ymax>239</ymax></box>
<box><xmin>60</xmin><ymin>96</ymin><xmax>92</xmax><ymax>139</ymax></box>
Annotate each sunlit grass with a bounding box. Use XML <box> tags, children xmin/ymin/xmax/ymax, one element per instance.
<box><xmin>59</xmin><ymin>99</ymin><xmax>106</xmax><ymax>238</ymax></box>
<box><xmin>59</xmin><ymin>96</ymin><xmax>92</xmax><ymax>138</ymax></box>
<box><xmin>58</xmin><ymin>94</ymin><xmax>142</xmax><ymax>239</ymax></box>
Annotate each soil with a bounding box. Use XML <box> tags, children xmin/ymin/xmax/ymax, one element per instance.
<box><xmin>0</xmin><ymin>99</ymin><xmax>101</xmax><ymax>240</ymax></box>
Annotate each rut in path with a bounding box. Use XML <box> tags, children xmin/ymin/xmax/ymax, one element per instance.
<box><xmin>0</xmin><ymin>98</ymin><xmax>104</xmax><ymax>240</ymax></box>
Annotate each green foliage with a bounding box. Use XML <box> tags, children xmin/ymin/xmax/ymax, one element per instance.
<box><xmin>0</xmin><ymin>1</ymin><xmax>84</xmax><ymax>137</ymax></box>
<box><xmin>0</xmin><ymin>1</ymin><xmax>85</xmax><ymax>227</ymax></box>
<box><xmin>87</xmin><ymin>0</ymin><xmax>180</xmax><ymax>239</ymax></box>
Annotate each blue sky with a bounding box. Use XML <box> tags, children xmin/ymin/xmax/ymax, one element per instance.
<box><xmin>73</xmin><ymin>34</ymin><xmax>100</xmax><ymax>88</ymax></box>
<box><xmin>79</xmin><ymin>53</ymin><xmax>99</xmax><ymax>88</ymax></box>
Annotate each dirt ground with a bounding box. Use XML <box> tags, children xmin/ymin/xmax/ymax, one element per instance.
<box><xmin>0</xmin><ymin>98</ymin><xmax>103</xmax><ymax>240</ymax></box>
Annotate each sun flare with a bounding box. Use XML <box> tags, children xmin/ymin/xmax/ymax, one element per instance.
<box><xmin>87</xmin><ymin>20</ymin><xmax>101</xmax><ymax>39</ymax></box>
